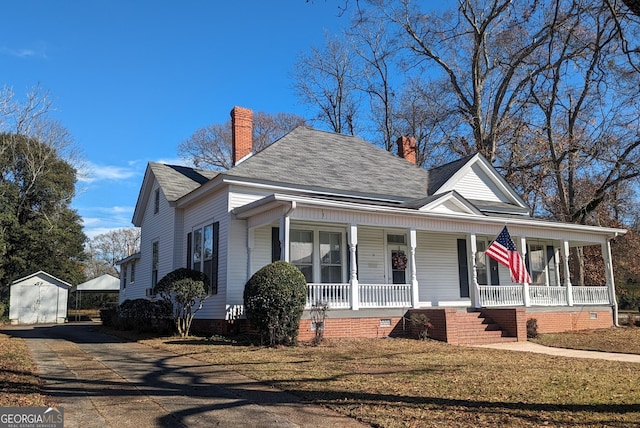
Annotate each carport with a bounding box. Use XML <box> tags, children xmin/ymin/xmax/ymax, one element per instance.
<box><xmin>71</xmin><ymin>274</ymin><xmax>120</xmax><ymax>320</ymax></box>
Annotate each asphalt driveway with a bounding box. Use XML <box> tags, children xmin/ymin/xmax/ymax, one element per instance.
<box><xmin>3</xmin><ymin>323</ymin><xmax>368</xmax><ymax>428</ymax></box>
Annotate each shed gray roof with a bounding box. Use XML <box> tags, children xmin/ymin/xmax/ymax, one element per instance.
<box><xmin>225</xmin><ymin>127</ymin><xmax>430</xmax><ymax>200</ymax></box>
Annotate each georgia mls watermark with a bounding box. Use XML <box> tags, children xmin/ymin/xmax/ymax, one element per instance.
<box><xmin>0</xmin><ymin>407</ymin><xmax>64</xmax><ymax>428</ymax></box>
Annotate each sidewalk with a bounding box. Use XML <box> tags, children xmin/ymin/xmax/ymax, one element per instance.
<box><xmin>474</xmin><ymin>341</ymin><xmax>640</xmax><ymax>363</ymax></box>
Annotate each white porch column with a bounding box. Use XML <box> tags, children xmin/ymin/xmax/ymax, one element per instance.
<box><xmin>349</xmin><ymin>224</ymin><xmax>359</xmax><ymax>311</ymax></box>
<box><xmin>409</xmin><ymin>229</ymin><xmax>419</xmax><ymax>309</ymax></box>
<box><xmin>602</xmin><ymin>239</ymin><xmax>619</xmax><ymax>326</ymax></box>
<box><xmin>562</xmin><ymin>240</ymin><xmax>574</xmax><ymax>306</ymax></box>
<box><xmin>520</xmin><ymin>236</ymin><xmax>530</xmax><ymax>307</ymax></box>
<box><xmin>470</xmin><ymin>234</ymin><xmax>481</xmax><ymax>308</ymax></box>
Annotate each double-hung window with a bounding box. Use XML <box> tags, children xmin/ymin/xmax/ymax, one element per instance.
<box><xmin>290</xmin><ymin>228</ymin><xmax>344</xmax><ymax>283</ymax></box>
<box><xmin>187</xmin><ymin>222</ymin><xmax>219</xmax><ymax>294</ymax></box>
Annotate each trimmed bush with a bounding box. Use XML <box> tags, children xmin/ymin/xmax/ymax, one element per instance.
<box><xmin>117</xmin><ymin>298</ymin><xmax>173</xmax><ymax>334</ymax></box>
<box><xmin>243</xmin><ymin>261</ymin><xmax>307</xmax><ymax>346</ymax></box>
<box><xmin>156</xmin><ymin>268</ymin><xmax>210</xmax><ymax>337</ymax></box>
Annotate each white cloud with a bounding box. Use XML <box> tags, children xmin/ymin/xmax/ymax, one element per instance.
<box><xmin>0</xmin><ymin>43</ymin><xmax>47</xmax><ymax>59</ymax></box>
<box><xmin>78</xmin><ymin>162</ymin><xmax>139</xmax><ymax>183</ymax></box>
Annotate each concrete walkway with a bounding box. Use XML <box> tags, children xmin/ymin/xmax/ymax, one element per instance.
<box><xmin>475</xmin><ymin>341</ymin><xmax>640</xmax><ymax>363</ymax></box>
<box><xmin>3</xmin><ymin>323</ymin><xmax>369</xmax><ymax>428</ymax></box>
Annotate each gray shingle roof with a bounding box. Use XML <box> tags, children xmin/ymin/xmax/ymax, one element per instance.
<box><xmin>150</xmin><ymin>162</ymin><xmax>219</xmax><ymax>201</ymax></box>
<box><xmin>225</xmin><ymin>127</ymin><xmax>430</xmax><ymax>200</ymax></box>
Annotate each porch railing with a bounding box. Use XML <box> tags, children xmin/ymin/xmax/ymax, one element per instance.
<box><xmin>573</xmin><ymin>286</ymin><xmax>610</xmax><ymax>305</ymax></box>
<box><xmin>306</xmin><ymin>283</ymin><xmax>351</xmax><ymax>309</ymax></box>
<box><xmin>359</xmin><ymin>284</ymin><xmax>412</xmax><ymax>308</ymax></box>
<box><xmin>305</xmin><ymin>283</ymin><xmax>412</xmax><ymax>309</ymax></box>
<box><xmin>529</xmin><ymin>286</ymin><xmax>567</xmax><ymax>306</ymax></box>
<box><xmin>478</xmin><ymin>285</ymin><xmax>524</xmax><ymax>306</ymax></box>
<box><xmin>479</xmin><ymin>284</ymin><xmax>611</xmax><ymax>307</ymax></box>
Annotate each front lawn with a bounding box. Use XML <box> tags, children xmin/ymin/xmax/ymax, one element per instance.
<box><xmin>0</xmin><ymin>332</ymin><xmax>50</xmax><ymax>407</ymax></box>
<box><xmin>138</xmin><ymin>332</ymin><xmax>640</xmax><ymax>427</ymax></box>
<box><xmin>534</xmin><ymin>326</ymin><xmax>640</xmax><ymax>354</ymax></box>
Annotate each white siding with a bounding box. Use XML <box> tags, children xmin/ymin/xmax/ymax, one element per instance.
<box><xmin>454</xmin><ymin>163</ymin><xmax>509</xmax><ymax>203</ymax></box>
<box><xmin>122</xmin><ymin>183</ymin><xmax>176</xmax><ymax>304</ymax></box>
<box><xmin>182</xmin><ymin>189</ymin><xmax>229</xmax><ymax>319</ymax></box>
<box><xmin>251</xmin><ymin>225</ymin><xmax>275</xmax><ymax>276</ymax></box>
<box><xmin>416</xmin><ymin>232</ymin><xmax>463</xmax><ymax>303</ymax></box>
<box><xmin>357</xmin><ymin>227</ymin><xmax>386</xmax><ymax>283</ymax></box>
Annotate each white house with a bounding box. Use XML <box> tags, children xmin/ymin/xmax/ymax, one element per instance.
<box><xmin>9</xmin><ymin>271</ymin><xmax>70</xmax><ymax>325</ymax></box>
<box><xmin>123</xmin><ymin>106</ymin><xmax>625</xmax><ymax>344</ymax></box>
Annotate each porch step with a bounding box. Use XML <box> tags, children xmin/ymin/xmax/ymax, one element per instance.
<box><xmin>450</xmin><ymin>312</ymin><xmax>516</xmax><ymax>345</ymax></box>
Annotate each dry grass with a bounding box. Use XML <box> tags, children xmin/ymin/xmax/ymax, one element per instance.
<box><xmin>0</xmin><ymin>332</ymin><xmax>50</xmax><ymax>407</ymax></box>
<box><xmin>534</xmin><ymin>326</ymin><xmax>640</xmax><ymax>355</ymax></box>
<box><xmin>4</xmin><ymin>324</ymin><xmax>640</xmax><ymax>427</ymax></box>
<box><xmin>135</xmin><ymin>333</ymin><xmax>640</xmax><ymax>427</ymax></box>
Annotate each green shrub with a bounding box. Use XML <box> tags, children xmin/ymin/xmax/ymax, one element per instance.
<box><xmin>243</xmin><ymin>261</ymin><xmax>307</xmax><ymax>346</ymax></box>
<box><xmin>156</xmin><ymin>268</ymin><xmax>210</xmax><ymax>337</ymax></box>
<box><xmin>117</xmin><ymin>298</ymin><xmax>173</xmax><ymax>334</ymax></box>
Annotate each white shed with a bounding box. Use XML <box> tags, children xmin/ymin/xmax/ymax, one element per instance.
<box><xmin>9</xmin><ymin>271</ymin><xmax>71</xmax><ymax>325</ymax></box>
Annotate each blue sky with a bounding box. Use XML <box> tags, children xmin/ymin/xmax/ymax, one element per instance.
<box><xmin>2</xmin><ymin>1</ymin><xmax>348</xmax><ymax>239</ymax></box>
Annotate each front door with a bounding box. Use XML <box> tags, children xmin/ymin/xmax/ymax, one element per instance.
<box><xmin>389</xmin><ymin>246</ymin><xmax>408</xmax><ymax>284</ymax></box>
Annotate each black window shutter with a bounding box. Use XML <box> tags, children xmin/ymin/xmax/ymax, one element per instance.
<box><xmin>211</xmin><ymin>222</ymin><xmax>219</xmax><ymax>294</ymax></box>
<box><xmin>186</xmin><ymin>232</ymin><xmax>192</xmax><ymax>268</ymax></box>
<box><xmin>272</xmin><ymin>227</ymin><xmax>281</xmax><ymax>262</ymax></box>
<box><xmin>457</xmin><ymin>239</ymin><xmax>470</xmax><ymax>298</ymax></box>
<box><xmin>490</xmin><ymin>257</ymin><xmax>500</xmax><ymax>285</ymax></box>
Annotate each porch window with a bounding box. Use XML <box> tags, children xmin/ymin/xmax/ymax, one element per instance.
<box><xmin>290</xmin><ymin>228</ymin><xmax>345</xmax><ymax>283</ymax></box>
<box><xmin>188</xmin><ymin>222</ymin><xmax>219</xmax><ymax>294</ymax></box>
<box><xmin>320</xmin><ymin>231</ymin><xmax>342</xmax><ymax>283</ymax></box>
<box><xmin>528</xmin><ymin>244</ymin><xmax>546</xmax><ymax>285</ymax></box>
<box><xmin>475</xmin><ymin>239</ymin><xmax>499</xmax><ymax>285</ymax></box>
<box><xmin>291</xmin><ymin>230</ymin><xmax>314</xmax><ymax>282</ymax></box>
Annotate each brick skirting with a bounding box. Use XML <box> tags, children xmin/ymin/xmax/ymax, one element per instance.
<box><xmin>189</xmin><ymin>306</ymin><xmax>614</xmax><ymax>345</ymax></box>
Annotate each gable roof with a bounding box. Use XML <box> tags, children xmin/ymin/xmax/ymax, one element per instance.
<box><xmin>11</xmin><ymin>270</ymin><xmax>72</xmax><ymax>289</ymax></box>
<box><xmin>74</xmin><ymin>274</ymin><xmax>120</xmax><ymax>292</ymax></box>
<box><xmin>224</xmin><ymin>126</ymin><xmax>429</xmax><ymax>201</ymax></box>
<box><xmin>132</xmin><ymin>162</ymin><xmax>219</xmax><ymax>226</ymax></box>
<box><xmin>425</xmin><ymin>153</ymin><xmax>530</xmax><ymax>214</ymax></box>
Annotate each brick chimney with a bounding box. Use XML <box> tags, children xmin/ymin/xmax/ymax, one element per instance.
<box><xmin>397</xmin><ymin>136</ymin><xmax>417</xmax><ymax>165</ymax></box>
<box><xmin>230</xmin><ymin>106</ymin><xmax>253</xmax><ymax>166</ymax></box>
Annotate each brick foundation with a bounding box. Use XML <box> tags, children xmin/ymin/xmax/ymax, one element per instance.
<box><xmin>526</xmin><ymin>308</ymin><xmax>613</xmax><ymax>334</ymax></box>
<box><xmin>189</xmin><ymin>306</ymin><xmax>614</xmax><ymax>345</ymax></box>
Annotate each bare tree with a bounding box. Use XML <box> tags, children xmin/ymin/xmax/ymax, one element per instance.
<box><xmin>85</xmin><ymin>228</ymin><xmax>141</xmax><ymax>277</ymax></box>
<box><xmin>293</xmin><ymin>32</ymin><xmax>361</xmax><ymax>135</ymax></box>
<box><xmin>178</xmin><ymin>111</ymin><xmax>306</xmax><ymax>170</ymax></box>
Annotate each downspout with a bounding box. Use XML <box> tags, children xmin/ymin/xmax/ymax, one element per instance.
<box><xmin>280</xmin><ymin>201</ymin><xmax>296</xmax><ymax>262</ymax></box>
<box><xmin>605</xmin><ymin>234</ymin><xmax>619</xmax><ymax>327</ymax></box>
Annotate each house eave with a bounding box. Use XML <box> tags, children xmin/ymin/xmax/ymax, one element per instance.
<box><xmin>232</xmin><ymin>193</ymin><xmax>626</xmax><ymax>239</ymax></box>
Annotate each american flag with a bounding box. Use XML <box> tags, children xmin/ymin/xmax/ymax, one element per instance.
<box><xmin>485</xmin><ymin>226</ymin><xmax>532</xmax><ymax>284</ymax></box>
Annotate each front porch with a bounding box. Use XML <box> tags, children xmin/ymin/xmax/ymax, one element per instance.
<box><xmin>306</xmin><ymin>282</ymin><xmax>613</xmax><ymax>310</ymax></box>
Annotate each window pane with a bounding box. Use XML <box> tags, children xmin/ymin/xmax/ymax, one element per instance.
<box><xmin>387</xmin><ymin>234</ymin><xmax>406</xmax><ymax>244</ymax></box>
<box><xmin>321</xmin><ymin>266</ymin><xmax>341</xmax><ymax>283</ymax></box>
<box><xmin>320</xmin><ymin>232</ymin><xmax>341</xmax><ymax>264</ymax></box>
<box><xmin>291</xmin><ymin>230</ymin><xmax>313</xmax><ymax>264</ymax></box>
<box><xmin>475</xmin><ymin>240</ymin><xmax>487</xmax><ymax>285</ymax></box>
<box><xmin>204</xmin><ymin>224</ymin><xmax>213</xmax><ymax>260</ymax></box>
<box><xmin>193</xmin><ymin>228</ymin><xmax>202</xmax><ymax>264</ymax></box>
<box><xmin>298</xmin><ymin>265</ymin><xmax>313</xmax><ymax>283</ymax></box>
<box><xmin>529</xmin><ymin>244</ymin><xmax>545</xmax><ymax>284</ymax></box>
